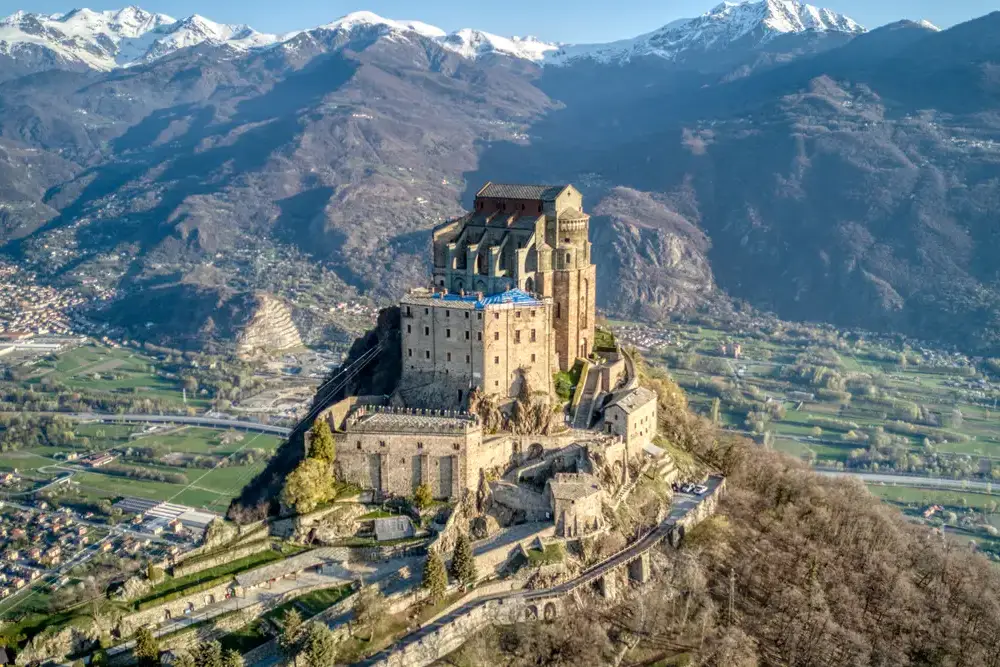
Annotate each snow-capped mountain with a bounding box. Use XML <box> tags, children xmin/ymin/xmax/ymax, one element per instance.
<box><xmin>0</xmin><ymin>5</ymin><xmax>278</xmax><ymax>69</ymax></box>
<box><xmin>0</xmin><ymin>0</ymin><xmax>866</xmax><ymax>72</ymax></box>
<box><xmin>547</xmin><ymin>0</ymin><xmax>865</xmax><ymax>64</ymax></box>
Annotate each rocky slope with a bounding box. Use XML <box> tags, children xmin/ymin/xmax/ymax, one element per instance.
<box><xmin>235</xmin><ymin>293</ymin><xmax>302</xmax><ymax>358</ymax></box>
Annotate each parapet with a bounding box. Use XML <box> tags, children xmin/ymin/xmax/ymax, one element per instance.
<box><xmin>343</xmin><ymin>404</ymin><xmax>481</xmax><ymax>435</ymax></box>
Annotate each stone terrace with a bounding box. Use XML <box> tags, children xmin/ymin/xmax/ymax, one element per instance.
<box><xmin>345</xmin><ymin>407</ymin><xmax>480</xmax><ymax>435</ymax></box>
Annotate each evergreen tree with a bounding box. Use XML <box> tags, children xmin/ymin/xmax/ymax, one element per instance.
<box><xmin>422</xmin><ymin>549</ymin><xmax>448</xmax><ymax>603</ymax></box>
<box><xmin>709</xmin><ymin>398</ymin><xmax>721</xmax><ymax>425</ymax></box>
<box><xmin>302</xmin><ymin>623</ymin><xmax>338</xmax><ymax>667</ymax></box>
<box><xmin>192</xmin><ymin>640</ymin><xmax>223</xmax><ymax>667</ymax></box>
<box><xmin>450</xmin><ymin>532</ymin><xmax>478</xmax><ymax>589</ymax></box>
<box><xmin>279</xmin><ymin>609</ymin><xmax>305</xmax><ymax>660</ymax></box>
<box><xmin>174</xmin><ymin>653</ymin><xmax>195</xmax><ymax>667</ymax></box>
<box><xmin>221</xmin><ymin>649</ymin><xmax>243</xmax><ymax>667</ymax></box>
<box><xmin>308</xmin><ymin>420</ymin><xmax>336</xmax><ymax>463</ymax></box>
<box><xmin>132</xmin><ymin>627</ymin><xmax>160</xmax><ymax>667</ymax></box>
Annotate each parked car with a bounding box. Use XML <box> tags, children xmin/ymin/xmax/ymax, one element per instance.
<box><xmin>693</xmin><ymin>485</ymin><xmax>709</xmax><ymax>495</ymax></box>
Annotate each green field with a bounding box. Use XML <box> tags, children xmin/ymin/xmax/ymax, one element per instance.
<box><xmin>28</xmin><ymin>344</ymin><xmax>197</xmax><ymax>405</ymax></box>
<box><xmin>644</xmin><ymin>321</ymin><xmax>1000</xmax><ymax>476</ymax></box>
<box><xmin>866</xmin><ymin>484</ymin><xmax>1000</xmax><ymax>512</ymax></box>
<box><xmin>36</xmin><ymin>426</ymin><xmax>284</xmax><ymax>511</ymax></box>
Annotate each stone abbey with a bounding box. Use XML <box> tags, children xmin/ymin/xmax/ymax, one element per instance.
<box><xmin>395</xmin><ymin>183</ymin><xmax>597</xmax><ymax>407</ymax></box>
<box><xmin>322</xmin><ymin>183</ymin><xmax>660</xmax><ymax>515</ymax></box>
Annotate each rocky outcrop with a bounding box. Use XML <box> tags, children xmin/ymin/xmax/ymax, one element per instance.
<box><xmin>592</xmin><ymin>188</ymin><xmax>716</xmax><ymax>321</ymax></box>
<box><xmin>236</xmin><ymin>293</ymin><xmax>303</xmax><ymax>358</ymax></box>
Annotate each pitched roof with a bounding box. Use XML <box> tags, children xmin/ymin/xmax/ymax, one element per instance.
<box><xmin>607</xmin><ymin>387</ymin><xmax>657</xmax><ymax>414</ymax></box>
<box><xmin>476</xmin><ymin>182</ymin><xmax>568</xmax><ymax>201</ymax></box>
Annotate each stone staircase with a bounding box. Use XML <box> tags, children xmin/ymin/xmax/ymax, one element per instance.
<box><xmin>571</xmin><ymin>366</ymin><xmax>601</xmax><ymax>430</ymax></box>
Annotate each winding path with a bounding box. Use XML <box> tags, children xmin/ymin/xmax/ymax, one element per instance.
<box><xmin>357</xmin><ymin>476</ymin><xmax>725</xmax><ymax>667</ymax></box>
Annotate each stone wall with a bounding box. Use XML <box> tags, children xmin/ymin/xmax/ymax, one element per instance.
<box><xmin>172</xmin><ymin>540</ymin><xmax>272</xmax><ymax>578</ymax></box>
<box><xmin>600</xmin><ymin>356</ymin><xmax>626</xmax><ymax>393</ymax></box>
<box><xmin>336</xmin><ymin>425</ymin><xmax>476</xmax><ymax>501</ymax></box>
<box><xmin>399</xmin><ymin>297</ymin><xmax>554</xmax><ymax>405</ymax></box>
<box><xmin>121</xmin><ymin>580</ymin><xmax>241</xmax><ymax>636</ymax></box>
<box><xmin>159</xmin><ymin>606</ymin><xmax>263</xmax><ymax>653</ymax></box>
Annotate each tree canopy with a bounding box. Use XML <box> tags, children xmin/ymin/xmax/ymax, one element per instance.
<box><xmin>282</xmin><ymin>457</ymin><xmax>335</xmax><ymax>514</ymax></box>
<box><xmin>308</xmin><ymin>420</ymin><xmax>336</xmax><ymax>463</ymax></box>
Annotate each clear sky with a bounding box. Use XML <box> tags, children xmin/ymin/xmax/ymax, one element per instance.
<box><xmin>0</xmin><ymin>0</ymin><xmax>995</xmax><ymax>43</ymax></box>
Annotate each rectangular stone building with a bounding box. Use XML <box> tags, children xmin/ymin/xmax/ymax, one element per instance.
<box><xmin>603</xmin><ymin>386</ymin><xmax>658</xmax><ymax>453</ymax></box>
<box><xmin>334</xmin><ymin>406</ymin><xmax>482</xmax><ymax>501</ymax></box>
<box><xmin>546</xmin><ymin>472</ymin><xmax>605</xmax><ymax>538</ymax></box>
<box><xmin>399</xmin><ymin>288</ymin><xmax>555</xmax><ymax>406</ymax></box>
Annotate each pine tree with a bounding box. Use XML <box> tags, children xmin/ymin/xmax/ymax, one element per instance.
<box><xmin>132</xmin><ymin>627</ymin><xmax>160</xmax><ymax>667</ymax></box>
<box><xmin>308</xmin><ymin>420</ymin><xmax>336</xmax><ymax>463</ymax></box>
<box><xmin>302</xmin><ymin>623</ymin><xmax>338</xmax><ymax>667</ymax></box>
<box><xmin>450</xmin><ymin>532</ymin><xmax>478</xmax><ymax>589</ymax></box>
<box><xmin>422</xmin><ymin>549</ymin><xmax>448</xmax><ymax>603</ymax></box>
<box><xmin>221</xmin><ymin>649</ymin><xmax>243</xmax><ymax>667</ymax></box>
<box><xmin>174</xmin><ymin>653</ymin><xmax>195</xmax><ymax>667</ymax></box>
<box><xmin>279</xmin><ymin>608</ymin><xmax>305</xmax><ymax>660</ymax></box>
<box><xmin>192</xmin><ymin>640</ymin><xmax>223</xmax><ymax>667</ymax></box>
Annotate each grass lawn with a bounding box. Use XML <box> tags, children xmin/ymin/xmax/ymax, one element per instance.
<box><xmin>867</xmin><ymin>484</ymin><xmax>999</xmax><ymax>512</ymax></box>
<box><xmin>130</xmin><ymin>427</ymin><xmax>282</xmax><ymax>456</ymax></box>
<box><xmin>294</xmin><ymin>585</ymin><xmax>354</xmax><ymax>616</ymax></box>
<box><xmin>135</xmin><ymin>548</ymin><xmax>286</xmax><ymax>607</ymax></box>
<box><xmin>0</xmin><ymin>447</ymin><xmax>64</xmax><ymax>472</ymax></box>
<box><xmin>526</xmin><ymin>543</ymin><xmax>564</xmax><ymax>566</ymax></box>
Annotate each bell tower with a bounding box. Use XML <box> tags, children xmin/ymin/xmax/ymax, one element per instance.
<box><xmin>539</xmin><ymin>189</ymin><xmax>595</xmax><ymax>371</ymax></box>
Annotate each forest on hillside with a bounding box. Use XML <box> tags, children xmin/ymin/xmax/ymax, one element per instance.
<box><xmin>448</xmin><ymin>367</ymin><xmax>1000</xmax><ymax>666</ymax></box>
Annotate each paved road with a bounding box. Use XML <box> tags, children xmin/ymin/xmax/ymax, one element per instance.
<box><xmin>67</xmin><ymin>412</ymin><xmax>292</xmax><ymax>436</ymax></box>
<box><xmin>818</xmin><ymin>469</ymin><xmax>996</xmax><ymax>492</ymax></box>
<box><xmin>358</xmin><ymin>476</ymin><xmax>725</xmax><ymax>667</ymax></box>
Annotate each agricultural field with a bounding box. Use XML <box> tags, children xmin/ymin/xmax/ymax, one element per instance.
<box><xmin>24</xmin><ymin>344</ymin><xmax>200</xmax><ymax>408</ymax></box>
<box><xmin>10</xmin><ymin>426</ymin><xmax>282</xmax><ymax>513</ymax></box>
<box><xmin>615</xmin><ymin>319</ymin><xmax>1000</xmax><ymax>481</ymax></box>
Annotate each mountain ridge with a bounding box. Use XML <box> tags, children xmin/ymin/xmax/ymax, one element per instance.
<box><xmin>0</xmin><ymin>0</ymin><xmax>874</xmax><ymax>72</ymax></box>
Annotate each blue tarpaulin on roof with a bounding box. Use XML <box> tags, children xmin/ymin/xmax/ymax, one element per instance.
<box><xmin>431</xmin><ymin>288</ymin><xmax>541</xmax><ymax>310</ymax></box>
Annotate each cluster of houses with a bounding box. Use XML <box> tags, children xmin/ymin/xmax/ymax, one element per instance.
<box><xmin>613</xmin><ymin>325</ymin><xmax>678</xmax><ymax>352</ymax></box>
<box><xmin>0</xmin><ymin>508</ymin><xmax>96</xmax><ymax>597</ymax></box>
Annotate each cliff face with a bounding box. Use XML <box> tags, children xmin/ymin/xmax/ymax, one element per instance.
<box><xmin>236</xmin><ymin>294</ymin><xmax>303</xmax><ymax>358</ymax></box>
<box><xmin>591</xmin><ymin>188</ymin><xmax>716</xmax><ymax>320</ymax></box>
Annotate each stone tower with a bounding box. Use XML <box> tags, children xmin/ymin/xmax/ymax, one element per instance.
<box><xmin>430</xmin><ymin>183</ymin><xmax>596</xmax><ymax>371</ymax></box>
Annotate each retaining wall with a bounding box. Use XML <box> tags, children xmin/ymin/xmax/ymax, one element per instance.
<box><xmin>172</xmin><ymin>540</ymin><xmax>272</xmax><ymax>578</ymax></box>
<box><xmin>122</xmin><ymin>580</ymin><xmax>243</xmax><ymax>636</ymax></box>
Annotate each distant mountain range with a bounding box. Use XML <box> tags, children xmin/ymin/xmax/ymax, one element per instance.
<box><xmin>1</xmin><ymin>0</ymin><xmax>999</xmax><ymax>353</ymax></box>
<box><xmin>0</xmin><ymin>1</ymin><xmax>875</xmax><ymax>71</ymax></box>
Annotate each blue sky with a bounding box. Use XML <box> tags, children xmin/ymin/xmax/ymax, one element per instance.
<box><xmin>0</xmin><ymin>0</ymin><xmax>995</xmax><ymax>42</ymax></box>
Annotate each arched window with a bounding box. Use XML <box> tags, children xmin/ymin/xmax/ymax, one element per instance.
<box><xmin>525</xmin><ymin>277</ymin><xmax>534</xmax><ymax>293</ymax></box>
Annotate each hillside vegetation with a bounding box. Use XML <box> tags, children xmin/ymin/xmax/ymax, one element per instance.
<box><xmin>450</xmin><ymin>366</ymin><xmax>1000</xmax><ymax>666</ymax></box>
